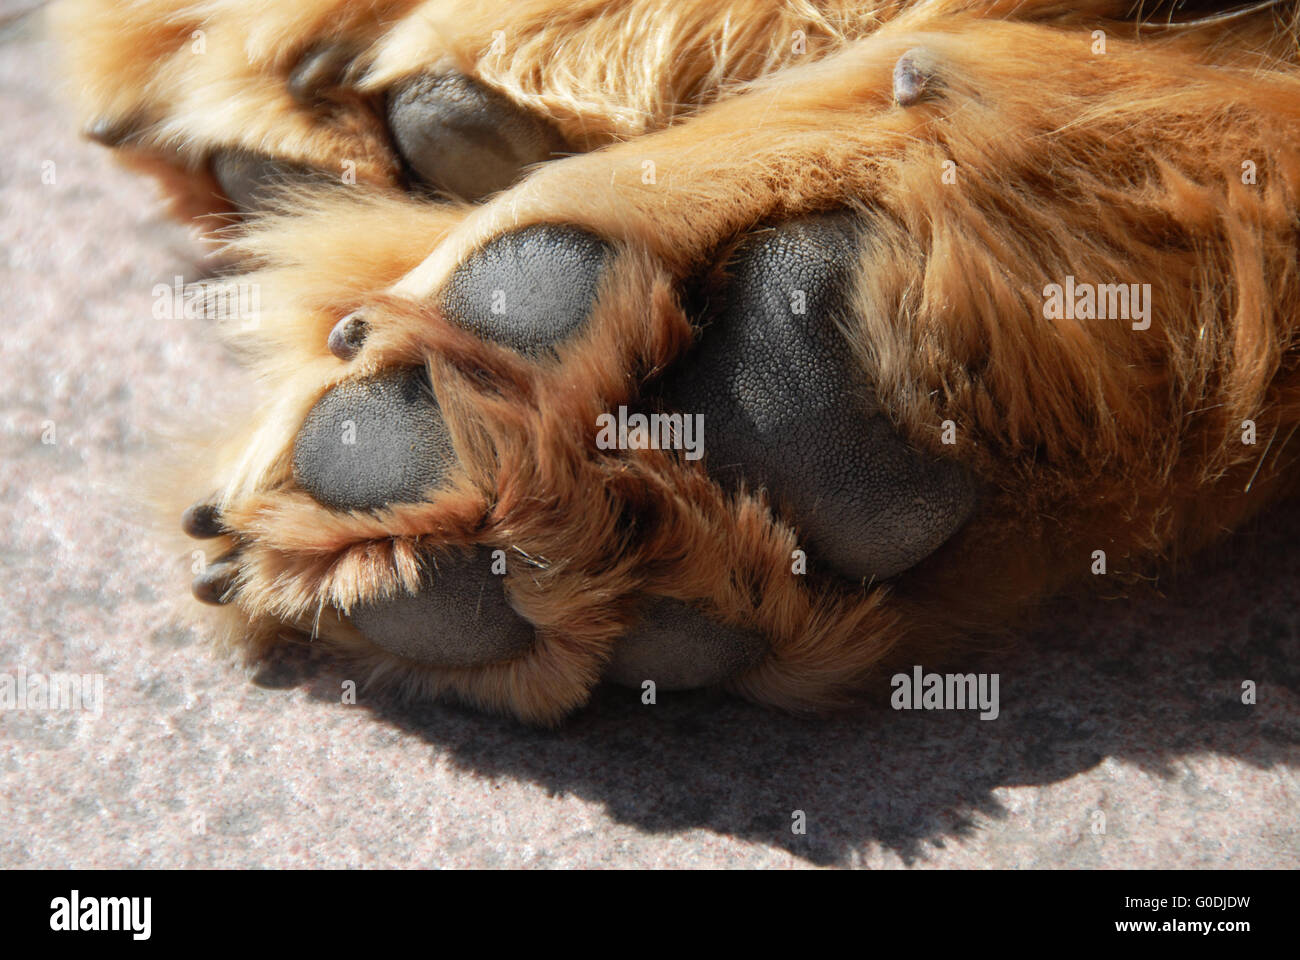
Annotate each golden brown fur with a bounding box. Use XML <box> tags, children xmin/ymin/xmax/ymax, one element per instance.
<box><xmin>55</xmin><ymin>0</ymin><xmax>1300</xmax><ymax>723</ymax></box>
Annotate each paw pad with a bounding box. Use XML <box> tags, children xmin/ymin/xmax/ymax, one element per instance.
<box><xmin>388</xmin><ymin>73</ymin><xmax>566</xmax><ymax>200</ymax></box>
<box><xmin>349</xmin><ymin>546</ymin><xmax>535</xmax><ymax>667</ymax></box>
<box><xmin>440</xmin><ymin>224</ymin><xmax>611</xmax><ymax>354</ymax></box>
<box><xmin>211</xmin><ymin>149</ymin><xmax>324</xmax><ymax>212</ymax></box>
<box><xmin>666</xmin><ymin>212</ymin><xmax>976</xmax><ymax>580</ymax></box>
<box><xmin>604</xmin><ymin>599</ymin><xmax>768</xmax><ymax>690</ymax></box>
<box><xmin>292</xmin><ymin>368</ymin><xmax>456</xmax><ymax>511</ymax></box>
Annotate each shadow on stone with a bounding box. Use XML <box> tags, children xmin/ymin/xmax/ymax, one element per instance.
<box><xmin>275</xmin><ymin>497</ymin><xmax>1300</xmax><ymax>867</ymax></box>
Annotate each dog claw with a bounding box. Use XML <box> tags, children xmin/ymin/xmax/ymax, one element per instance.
<box><xmin>181</xmin><ymin>501</ymin><xmax>225</xmax><ymax>539</ymax></box>
<box><xmin>83</xmin><ymin>114</ymin><xmax>142</xmax><ymax>147</ymax></box>
<box><xmin>287</xmin><ymin>43</ymin><xmax>354</xmax><ymax>104</ymax></box>
<box><xmin>191</xmin><ymin>551</ymin><xmax>241</xmax><ymax>605</ymax></box>
<box><xmin>327</xmin><ymin>311</ymin><xmax>369</xmax><ymax>361</ymax></box>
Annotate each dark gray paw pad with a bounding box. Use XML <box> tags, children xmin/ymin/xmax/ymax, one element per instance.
<box><xmin>211</xmin><ymin>148</ymin><xmax>325</xmax><ymax>212</ymax></box>
<box><xmin>440</xmin><ymin>224</ymin><xmax>611</xmax><ymax>354</ymax></box>
<box><xmin>604</xmin><ymin>598</ymin><xmax>767</xmax><ymax>690</ymax></box>
<box><xmin>665</xmin><ymin>212</ymin><xmax>976</xmax><ymax>581</ymax></box>
<box><xmin>292</xmin><ymin>367</ymin><xmax>456</xmax><ymax>511</ymax></box>
<box><xmin>349</xmin><ymin>546</ymin><xmax>534</xmax><ymax>667</ymax></box>
<box><xmin>388</xmin><ymin>73</ymin><xmax>566</xmax><ymax>201</ymax></box>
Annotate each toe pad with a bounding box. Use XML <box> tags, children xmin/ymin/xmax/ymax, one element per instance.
<box><xmin>292</xmin><ymin>368</ymin><xmax>456</xmax><ymax>511</ymax></box>
<box><xmin>440</xmin><ymin>224</ymin><xmax>610</xmax><ymax>355</ymax></box>
<box><xmin>211</xmin><ymin>149</ymin><xmax>322</xmax><ymax>212</ymax></box>
<box><xmin>389</xmin><ymin>73</ymin><xmax>565</xmax><ymax>201</ymax></box>
<box><xmin>604</xmin><ymin>598</ymin><xmax>767</xmax><ymax>690</ymax></box>
<box><xmin>349</xmin><ymin>547</ymin><xmax>535</xmax><ymax>667</ymax></box>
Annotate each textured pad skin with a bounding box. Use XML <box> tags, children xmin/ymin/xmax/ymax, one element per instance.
<box><xmin>604</xmin><ymin>598</ymin><xmax>768</xmax><ymax>690</ymax></box>
<box><xmin>440</xmin><ymin>225</ymin><xmax>610</xmax><ymax>354</ymax></box>
<box><xmin>388</xmin><ymin>73</ymin><xmax>565</xmax><ymax>201</ymax></box>
<box><xmin>292</xmin><ymin>368</ymin><xmax>456</xmax><ymax>511</ymax></box>
<box><xmin>665</xmin><ymin>213</ymin><xmax>976</xmax><ymax>580</ymax></box>
<box><xmin>349</xmin><ymin>547</ymin><xmax>535</xmax><ymax>667</ymax></box>
<box><xmin>211</xmin><ymin>149</ymin><xmax>321</xmax><ymax>212</ymax></box>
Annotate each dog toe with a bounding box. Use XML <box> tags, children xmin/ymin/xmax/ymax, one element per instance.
<box><xmin>348</xmin><ymin>547</ymin><xmax>534</xmax><ymax>667</ymax></box>
<box><xmin>211</xmin><ymin>149</ymin><xmax>324</xmax><ymax>212</ymax></box>
<box><xmin>440</xmin><ymin>224</ymin><xmax>611</xmax><ymax>354</ymax></box>
<box><xmin>291</xmin><ymin>367</ymin><xmax>456</xmax><ymax>511</ymax></box>
<box><xmin>388</xmin><ymin>73</ymin><xmax>566</xmax><ymax>201</ymax></box>
<box><xmin>604</xmin><ymin>598</ymin><xmax>767</xmax><ymax>690</ymax></box>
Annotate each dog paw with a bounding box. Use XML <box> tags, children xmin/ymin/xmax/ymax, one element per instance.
<box><xmin>75</xmin><ymin>0</ymin><xmax>1300</xmax><ymax>724</ymax></box>
<box><xmin>173</xmin><ymin>192</ymin><xmax>978</xmax><ymax>724</ymax></box>
<box><xmin>57</xmin><ymin>0</ymin><xmax>579</xmax><ymax>221</ymax></box>
<box><xmin>58</xmin><ymin>0</ymin><xmax>868</xmax><ymax>222</ymax></box>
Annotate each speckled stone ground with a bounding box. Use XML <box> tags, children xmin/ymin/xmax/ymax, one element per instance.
<box><xmin>2</xmin><ymin>6</ymin><xmax>1297</xmax><ymax>869</ymax></box>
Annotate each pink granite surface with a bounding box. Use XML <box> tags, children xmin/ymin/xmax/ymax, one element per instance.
<box><xmin>1</xmin><ymin>7</ymin><xmax>1297</xmax><ymax>869</ymax></box>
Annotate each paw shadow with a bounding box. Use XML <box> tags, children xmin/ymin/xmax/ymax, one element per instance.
<box><xmin>257</xmin><ymin>500</ymin><xmax>1300</xmax><ymax>866</ymax></box>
